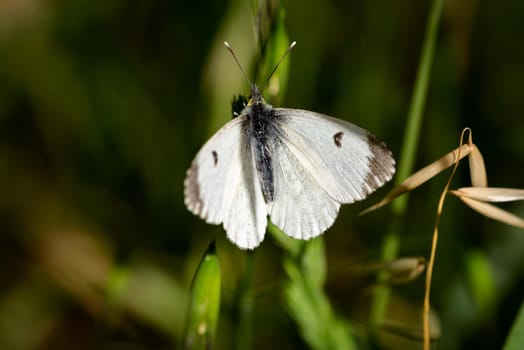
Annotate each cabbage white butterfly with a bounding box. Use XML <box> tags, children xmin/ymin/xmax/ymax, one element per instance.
<box><xmin>184</xmin><ymin>42</ymin><xmax>395</xmax><ymax>249</ymax></box>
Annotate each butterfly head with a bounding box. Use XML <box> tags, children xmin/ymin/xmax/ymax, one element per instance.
<box><xmin>248</xmin><ymin>84</ymin><xmax>265</xmax><ymax>106</ymax></box>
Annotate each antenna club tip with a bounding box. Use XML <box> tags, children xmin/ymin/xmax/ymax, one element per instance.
<box><xmin>224</xmin><ymin>41</ymin><xmax>231</xmax><ymax>48</ymax></box>
<box><xmin>290</xmin><ymin>41</ymin><xmax>297</xmax><ymax>47</ymax></box>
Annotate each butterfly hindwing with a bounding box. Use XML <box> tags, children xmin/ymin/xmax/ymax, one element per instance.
<box><xmin>268</xmin><ymin>134</ymin><xmax>341</xmax><ymax>239</ymax></box>
<box><xmin>222</xmin><ymin>132</ymin><xmax>268</xmax><ymax>249</ymax></box>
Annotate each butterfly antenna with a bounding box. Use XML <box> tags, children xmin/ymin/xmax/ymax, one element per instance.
<box><xmin>224</xmin><ymin>41</ymin><xmax>252</xmax><ymax>87</ymax></box>
<box><xmin>261</xmin><ymin>41</ymin><xmax>296</xmax><ymax>92</ymax></box>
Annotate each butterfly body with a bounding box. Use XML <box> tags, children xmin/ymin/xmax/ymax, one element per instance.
<box><xmin>243</xmin><ymin>85</ymin><xmax>276</xmax><ymax>202</ymax></box>
<box><xmin>185</xmin><ymin>84</ymin><xmax>395</xmax><ymax>249</ymax></box>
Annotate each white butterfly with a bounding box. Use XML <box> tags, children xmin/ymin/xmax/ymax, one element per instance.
<box><xmin>184</xmin><ymin>42</ymin><xmax>395</xmax><ymax>249</ymax></box>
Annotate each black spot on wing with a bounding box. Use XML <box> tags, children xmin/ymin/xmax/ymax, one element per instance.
<box><xmin>333</xmin><ymin>131</ymin><xmax>344</xmax><ymax>147</ymax></box>
<box><xmin>212</xmin><ymin>150</ymin><xmax>218</xmax><ymax>166</ymax></box>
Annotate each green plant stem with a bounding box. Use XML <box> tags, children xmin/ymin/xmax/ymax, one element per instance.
<box><xmin>235</xmin><ymin>251</ymin><xmax>254</xmax><ymax>350</ymax></box>
<box><xmin>233</xmin><ymin>4</ymin><xmax>288</xmax><ymax>349</ymax></box>
<box><xmin>370</xmin><ymin>0</ymin><xmax>445</xmax><ymax>329</ymax></box>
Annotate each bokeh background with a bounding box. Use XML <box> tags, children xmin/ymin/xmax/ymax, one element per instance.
<box><xmin>1</xmin><ymin>0</ymin><xmax>523</xmax><ymax>349</ymax></box>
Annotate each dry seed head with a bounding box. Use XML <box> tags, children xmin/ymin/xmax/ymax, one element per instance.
<box><xmin>468</xmin><ymin>144</ymin><xmax>488</xmax><ymax>187</ymax></box>
<box><xmin>451</xmin><ymin>187</ymin><xmax>524</xmax><ymax>202</ymax></box>
<box><xmin>385</xmin><ymin>257</ymin><xmax>426</xmax><ymax>284</ymax></box>
<box><xmin>453</xmin><ymin>195</ymin><xmax>524</xmax><ymax>228</ymax></box>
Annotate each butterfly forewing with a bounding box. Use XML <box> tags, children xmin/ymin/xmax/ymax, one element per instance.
<box><xmin>184</xmin><ymin>116</ymin><xmax>268</xmax><ymax>249</ymax></box>
<box><xmin>185</xmin><ymin>118</ymin><xmax>241</xmax><ymax>222</ymax></box>
<box><xmin>272</xmin><ymin>108</ymin><xmax>395</xmax><ymax>204</ymax></box>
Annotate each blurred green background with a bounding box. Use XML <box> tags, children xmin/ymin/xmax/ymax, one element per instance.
<box><xmin>0</xmin><ymin>0</ymin><xmax>523</xmax><ymax>349</ymax></box>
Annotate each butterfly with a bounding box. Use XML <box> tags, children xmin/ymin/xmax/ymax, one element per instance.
<box><xmin>184</xmin><ymin>42</ymin><xmax>395</xmax><ymax>249</ymax></box>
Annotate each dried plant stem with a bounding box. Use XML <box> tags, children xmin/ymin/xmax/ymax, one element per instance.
<box><xmin>423</xmin><ymin>129</ymin><xmax>469</xmax><ymax>350</ymax></box>
<box><xmin>423</xmin><ymin>221</ymin><xmax>440</xmax><ymax>349</ymax></box>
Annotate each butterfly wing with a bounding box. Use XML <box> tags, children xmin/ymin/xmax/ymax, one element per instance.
<box><xmin>184</xmin><ymin>117</ymin><xmax>268</xmax><ymax>249</ymax></box>
<box><xmin>268</xmin><ymin>108</ymin><xmax>395</xmax><ymax>238</ymax></box>
<box><xmin>269</xmin><ymin>137</ymin><xmax>342</xmax><ymax>239</ymax></box>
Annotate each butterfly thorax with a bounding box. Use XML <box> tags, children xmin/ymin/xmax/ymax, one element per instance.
<box><xmin>243</xmin><ymin>84</ymin><xmax>276</xmax><ymax>203</ymax></box>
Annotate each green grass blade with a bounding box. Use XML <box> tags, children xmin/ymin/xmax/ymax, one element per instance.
<box><xmin>184</xmin><ymin>242</ymin><xmax>221</xmax><ymax>350</ymax></box>
<box><xmin>234</xmin><ymin>252</ymin><xmax>254</xmax><ymax>350</ymax></box>
<box><xmin>283</xmin><ymin>238</ymin><xmax>357</xmax><ymax>350</ymax></box>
